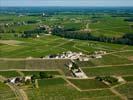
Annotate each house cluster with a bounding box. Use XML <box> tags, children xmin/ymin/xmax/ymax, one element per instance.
<box><xmin>72</xmin><ymin>68</ymin><xmax>88</xmax><ymax>79</ymax></box>
<box><xmin>42</xmin><ymin>13</ymin><xmax>50</xmax><ymax>17</ymax></box>
<box><xmin>94</xmin><ymin>50</ymin><xmax>107</xmax><ymax>55</ymax></box>
<box><xmin>45</xmin><ymin>51</ymin><xmax>90</xmax><ymax>61</ymax></box>
<box><xmin>5</xmin><ymin>76</ymin><xmax>32</xmax><ymax>84</ymax></box>
<box><xmin>45</xmin><ymin>50</ymin><xmax>107</xmax><ymax>61</ymax></box>
<box><xmin>0</xmin><ymin>21</ymin><xmax>27</xmax><ymax>28</ymax></box>
<box><xmin>18</xmin><ymin>14</ymin><xmax>25</xmax><ymax>17</ymax></box>
<box><xmin>91</xmin><ymin>50</ymin><xmax>107</xmax><ymax>59</ymax></box>
<box><xmin>67</xmin><ymin>62</ymin><xmax>88</xmax><ymax>79</ymax></box>
<box><xmin>39</xmin><ymin>25</ymin><xmax>52</xmax><ymax>34</ymax></box>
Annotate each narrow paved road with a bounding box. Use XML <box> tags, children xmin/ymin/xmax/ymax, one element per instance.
<box><xmin>0</xmin><ymin>49</ymin><xmax>132</xmax><ymax>61</ymax></box>
<box><xmin>82</xmin><ymin>63</ymin><xmax>133</xmax><ymax>69</ymax></box>
<box><xmin>110</xmin><ymin>88</ymin><xmax>127</xmax><ymax>100</ymax></box>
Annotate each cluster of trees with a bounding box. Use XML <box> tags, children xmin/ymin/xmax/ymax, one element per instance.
<box><xmin>52</xmin><ymin>27</ymin><xmax>91</xmax><ymax>40</ymax></box>
<box><xmin>52</xmin><ymin>27</ymin><xmax>133</xmax><ymax>45</ymax></box>
<box><xmin>21</xmin><ymin>28</ymin><xmax>46</xmax><ymax>38</ymax></box>
<box><xmin>30</xmin><ymin>72</ymin><xmax>53</xmax><ymax>87</ymax></box>
<box><xmin>63</xmin><ymin>23</ymin><xmax>82</xmax><ymax>31</ymax></box>
<box><xmin>71</xmin><ymin>62</ymin><xmax>79</xmax><ymax>70</ymax></box>
<box><xmin>111</xmin><ymin>13</ymin><xmax>133</xmax><ymax>17</ymax></box>
<box><xmin>95</xmin><ymin>76</ymin><xmax>118</xmax><ymax>84</ymax></box>
<box><xmin>31</xmin><ymin>72</ymin><xmax>53</xmax><ymax>80</ymax></box>
<box><xmin>26</xmin><ymin>20</ymin><xmax>38</xmax><ymax>24</ymax></box>
<box><xmin>124</xmin><ymin>18</ymin><xmax>133</xmax><ymax>22</ymax></box>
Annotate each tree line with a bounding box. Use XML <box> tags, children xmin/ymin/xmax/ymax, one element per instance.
<box><xmin>124</xmin><ymin>18</ymin><xmax>133</xmax><ymax>22</ymax></box>
<box><xmin>52</xmin><ymin>27</ymin><xmax>133</xmax><ymax>45</ymax></box>
<box><xmin>21</xmin><ymin>27</ymin><xmax>46</xmax><ymax>38</ymax></box>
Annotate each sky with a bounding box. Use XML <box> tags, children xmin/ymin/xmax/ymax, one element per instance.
<box><xmin>0</xmin><ymin>0</ymin><xmax>133</xmax><ymax>7</ymax></box>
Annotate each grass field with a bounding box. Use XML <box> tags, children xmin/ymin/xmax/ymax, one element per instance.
<box><xmin>0</xmin><ymin>12</ymin><xmax>133</xmax><ymax>100</ymax></box>
<box><xmin>25</xmin><ymin>78</ymin><xmax>116</xmax><ymax>100</ymax></box>
<box><xmin>0</xmin><ymin>71</ymin><xmax>20</xmax><ymax>78</ymax></box>
<box><xmin>115</xmin><ymin>83</ymin><xmax>133</xmax><ymax>99</ymax></box>
<box><xmin>112</xmin><ymin>51</ymin><xmax>133</xmax><ymax>61</ymax></box>
<box><xmin>0</xmin><ymin>34</ymin><xmax>132</xmax><ymax>65</ymax></box>
<box><xmin>0</xmin><ymin>82</ymin><xmax>17</xmax><ymax>100</ymax></box>
<box><xmin>84</xmin><ymin>96</ymin><xmax>122</xmax><ymax>100</ymax></box>
<box><xmin>82</xmin><ymin>65</ymin><xmax>133</xmax><ymax>77</ymax></box>
<box><xmin>77</xmin><ymin>54</ymin><xmax>133</xmax><ymax>68</ymax></box>
<box><xmin>1</xmin><ymin>13</ymin><xmax>133</xmax><ymax>37</ymax></box>
<box><xmin>68</xmin><ymin>79</ymin><xmax>108</xmax><ymax>90</ymax></box>
<box><xmin>0</xmin><ymin>59</ymin><xmax>71</xmax><ymax>76</ymax></box>
<box><xmin>0</xmin><ymin>35</ymin><xmax>133</xmax><ymax>58</ymax></box>
<box><xmin>0</xmin><ymin>36</ymin><xmax>132</xmax><ymax>99</ymax></box>
<box><xmin>89</xmin><ymin>17</ymin><xmax>133</xmax><ymax>37</ymax></box>
<box><xmin>122</xmin><ymin>76</ymin><xmax>133</xmax><ymax>82</ymax></box>
<box><xmin>21</xmin><ymin>70</ymin><xmax>61</xmax><ymax>76</ymax></box>
<box><xmin>38</xmin><ymin>78</ymin><xmax>67</xmax><ymax>86</ymax></box>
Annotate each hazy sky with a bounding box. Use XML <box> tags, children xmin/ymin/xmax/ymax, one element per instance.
<box><xmin>0</xmin><ymin>0</ymin><xmax>133</xmax><ymax>7</ymax></box>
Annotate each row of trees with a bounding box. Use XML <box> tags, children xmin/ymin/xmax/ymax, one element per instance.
<box><xmin>31</xmin><ymin>72</ymin><xmax>53</xmax><ymax>81</ymax></box>
<box><xmin>26</xmin><ymin>20</ymin><xmax>38</xmax><ymax>24</ymax></box>
<box><xmin>21</xmin><ymin>28</ymin><xmax>46</xmax><ymax>38</ymax></box>
<box><xmin>95</xmin><ymin>76</ymin><xmax>118</xmax><ymax>84</ymax></box>
<box><xmin>52</xmin><ymin>27</ymin><xmax>133</xmax><ymax>45</ymax></box>
<box><xmin>31</xmin><ymin>72</ymin><xmax>53</xmax><ymax>87</ymax></box>
<box><xmin>124</xmin><ymin>18</ymin><xmax>133</xmax><ymax>22</ymax></box>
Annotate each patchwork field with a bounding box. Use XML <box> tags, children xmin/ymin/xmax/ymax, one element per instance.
<box><xmin>0</xmin><ymin>36</ymin><xmax>132</xmax><ymax>100</ymax></box>
<box><xmin>25</xmin><ymin>78</ymin><xmax>118</xmax><ymax>100</ymax></box>
<box><xmin>115</xmin><ymin>83</ymin><xmax>133</xmax><ymax>99</ymax></box>
<box><xmin>0</xmin><ymin>35</ymin><xmax>133</xmax><ymax>58</ymax></box>
<box><xmin>0</xmin><ymin>9</ymin><xmax>133</xmax><ymax>100</ymax></box>
<box><xmin>0</xmin><ymin>37</ymin><xmax>132</xmax><ymax>100</ymax></box>
<box><xmin>82</xmin><ymin>65</ymin><xmax>133</xmax><ymax>77</ymax></box>
<box><xmin>122</xmin><ymin>76</ymin><xmax>133</xmax><ymax>82</ymax></box>
<box><xmin>68</xmin><ymin>79</ymin><xmax>108</xmax><ymax>90</ymax></box>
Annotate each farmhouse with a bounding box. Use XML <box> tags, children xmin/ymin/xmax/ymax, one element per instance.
<box><xmin>115</xmin><ymin>76</ymin><xmax>125</xmax><ymax>83</ymax></box>
<box><xmin>94</xmin><ymin>50</ymin><xmax>107</xmax><ymax>55</ymax></box>
<box><xmin>7</xmin><ymin>76</ymin><xmax>32</xmax><ymax>84</ymax></box>
<box><xmin>10</xmin><ymin>78</ymin><xmax>16</xmax><ymax>83</ymax></box>
<box><xmin>95</xmin><ymin>55</ymin><xmax>102</xmax><ymax>59</ymax></box>
<box><xmin>39</xmin><ymin>24</ymin><xmax>52</xmax><ymax>34</ymax></box>
<box><xmin>67</xmin><ymin>62</ymin><xmax>88</xmax><ymax>79</ymax></box>
<box><xmin>45</xmin><ymin>51</ymin><xmax>89</xmax><ymax>61</ymax></box>
<box><xmin>78</xmin><ymin>57</ymin><xmax>90</xmax><ymax>61</ymax></box>
<box><xmin>26</xmin><ymin>56</ymin><xmax>33</xmax><ymax>59</ymax></box>
<box><xmin>9</xmin><ymin>77</ymin><xmax>22</xmax><ymax>84</ymax></box>
<box><xmin>72</xmin><ymin>68</ymin><xmax>88</xmax><ymax>78</ymax></box>
<box><xmin>36</xmin><ymin>35</ymin><xmax>40</xmax><ymax>38</ymax></box>
<box><xmin>25</xmin><ymin>76</ymin><xmax>32</xmax><ymax>82</ymax></box>
<box><xmin>90</xmin><ymin>50</ymin><xmax>107</xmax><ymax>59</ymax></box>
<box><xmin>68</xmin><ymin>63</ymin><xmax>73</xmax><ymax>70</ymax></box>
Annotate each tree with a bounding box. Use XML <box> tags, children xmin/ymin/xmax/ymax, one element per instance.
<box><xmin>39</xmin><ymin>72</ymin><xmax>53</xmax><ymax>79</ymax></box>
<box><xmin>39</xmin><ymin>72</ymin><xmax>48</xmax><ymax>79</ymax></box>
<box><xmin>31</xmin><ymin>74</ymin><xmax>40</xmax><ymax>81</ymax></box>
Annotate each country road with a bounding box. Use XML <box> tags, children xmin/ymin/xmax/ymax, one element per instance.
<box><xmin>0</xmin><ymin>76</ymin><xmax>28</xmax><ymax>100</ymax></box>
<box><xmin>0</xmin><ymin>57</ymin><xmax>83</xmax><ymax>61</ymax></box>
<box><xmin>0</xmin><ymin>49</ymin><xmax>132</xmax><ymax>61</ymax></box>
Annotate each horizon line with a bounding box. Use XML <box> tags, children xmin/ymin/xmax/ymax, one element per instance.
<box><xmin>0</xmin><ymin>6</ymin><xmax>133</xmax><ymax>7</ymax></box>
